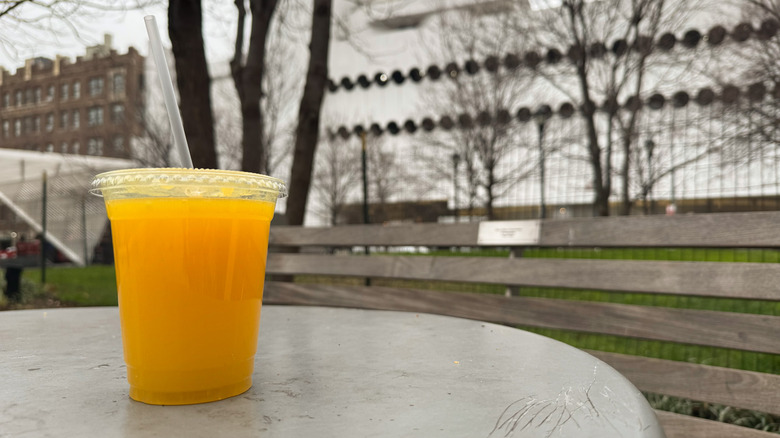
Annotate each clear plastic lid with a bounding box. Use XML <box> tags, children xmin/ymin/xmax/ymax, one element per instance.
<box><xmin>90</xmin><ymin>168</ymin><xmax>288</xmax><ymax>201</ymax></box>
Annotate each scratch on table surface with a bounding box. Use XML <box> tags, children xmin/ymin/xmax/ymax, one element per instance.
<box><xmin>271</xmin><ymin>389</ymin><xmax>300</xmax><ymax>398</ymax></box>
<box><xmin>488</xmin><ymin>364</ymin><xmax>645</xmax><ymax>437</ymax></box>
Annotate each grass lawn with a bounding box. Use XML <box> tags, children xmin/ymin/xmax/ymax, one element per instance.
<box><xmin>18</xmin><ymin>265</ymin><xmax>118</xmax><ymax>307</ymax></box>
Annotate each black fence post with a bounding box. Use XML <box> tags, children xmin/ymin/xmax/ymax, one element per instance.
<box><xmin>41</xmin><ymin>171</ymin><xmax>47</xmax><ymax>284</ymax></box>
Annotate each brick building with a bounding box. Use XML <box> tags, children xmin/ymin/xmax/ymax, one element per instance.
<box><xmin>0</xmin><ymin>35</ymin><xmax>144</xmax><ymax>159</ymax></box>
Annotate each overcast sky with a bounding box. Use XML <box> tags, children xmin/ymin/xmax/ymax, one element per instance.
<box><xmin>0</xmin><ymin>3</ymin><xmax>240</xmax><ymax>72</ymax></box>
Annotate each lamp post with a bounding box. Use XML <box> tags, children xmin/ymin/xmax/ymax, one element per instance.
<box><xmin>361</xmin><ymin>132</ymin><xmax>369</xmax><ymax>227</ymax></box>
<box><xmin>361</xmin><ymin>132</ymin><xmax>371</xmax><ymax>286</ymax></box>
<box><xmin>534</xmin><ymin>105</ymin><xmax>552</xmax><ymax>219</ymax></box>
<box><xmin>452</xmin><ymin>153</ymin><xmax>460</xmax><ymax>221</ymax></box>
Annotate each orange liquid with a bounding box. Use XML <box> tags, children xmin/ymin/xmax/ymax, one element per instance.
<box><xmin>107</xmin><ymin>197</ymin><xmax>275</xmax><ymax>405</ymax></box>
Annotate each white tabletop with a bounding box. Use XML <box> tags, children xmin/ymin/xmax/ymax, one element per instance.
<box><xmin>0</xmin><ymin>306</ymin><xmax>665</xmax><ymax>438</ymax></box>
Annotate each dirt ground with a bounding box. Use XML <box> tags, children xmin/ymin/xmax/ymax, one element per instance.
<box><xmin>0</xmin><ymin>294</ymin><xmax>75</xmax><ymax>311</ymax></box>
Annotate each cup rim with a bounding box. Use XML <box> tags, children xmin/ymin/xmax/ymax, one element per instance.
<box><xmin>90</xmin><ymin>168</ymin><xmax>288</xmax><ymax>199</ymax></box>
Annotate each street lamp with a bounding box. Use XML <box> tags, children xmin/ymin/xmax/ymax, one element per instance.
<box><xmin>534</xmin><ymin>105</ymin><xmax>552</xmax><ymax>219</ymax></box>
<box><xmin>452</xmin><ymin>153</ymin><xmax>461</xmax><ymax>221</ymax></box>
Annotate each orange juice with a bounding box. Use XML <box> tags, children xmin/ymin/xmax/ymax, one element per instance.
<box><xmin>106</xmin><ymin>196</ymin><xmax>275</xmax><ymax>405</ymax></box>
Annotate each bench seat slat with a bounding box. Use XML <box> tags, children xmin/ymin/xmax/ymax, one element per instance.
<box><xmin>588</xmin><ymin>351</ymin><xmax>780</xmax><ymax>416</ymax></box>
<box><xmin>266</xmin><ymin>253</ymin><xmax>780</xmax><ymax>301</ymax></box>
<box><xmin>655</xmin><ymin>411</ymin><xmax>779</xmax><ymax>438</ymax></box>
<box><xmin>263</xmin><ymin>282</ymin><xmax>780</xmax><ymax>354</ymax></box>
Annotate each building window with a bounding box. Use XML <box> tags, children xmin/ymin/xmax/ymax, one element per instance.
<box><xmin>73</xmin><ymin>81</ymin><xmax>81</xmax><ymax>99</ymax></box>
<box><xmin>25</xmin><ymin>89</ymin><xmax>33</xmax><ymax>105</ymax></box>
<box><xmin>14</xmin><ymin>119</ymin><xmax>21</xmax><ymax>136</ymax></box>
<box><xmin>2</xmin><ymin>93</ymin><xmax>8</xmax><ymax>108</ymax></box>
<box><xmin>34</xmin><ymin>87</ymin><xmax>41</xmax><ymax>104</ymax></box>
<box><xmin>46</xmin><ymin>143</ymin><xmax>54</xmax><ymax>153</ymax></box>
<box><xmin>72</xmin><ymin>141</ymin><xmax>80</xmax><ymax>154</ymax></box>
<box><xmin>111</xmin><ymin>104</ymin><xmax>125</xmax><ymax>123</ymax></box>
<box><xmin>2</xmin><ymin>120</ymin><xmax>8</xmax><ymax>137</ymax></box>
<box><xmin>15</xmin><ymin>90</ymin><xmax>22</xmax><ymax>106</ymax></box>
<box><xmin>88</xmin><ymin>106</ymin><xmax>103</xmax><ymax>126</ymax></box>
<box><xmin>88</xmin><ymin>77</ymin><xmax>104</xmax><ymax>97</ymax></box>
<box><xmin>72</xmin><ymin>110</ymin><xmax>80</xmax><ymax>128</ymax></box>
<box><xmin>113</xmin><ymin>73</ymin><xmax>125</xmax><ymax>95</ymax></box>
<box><xmin>34</xmin><ymin>116</ymin><xmax>40</xmax><ymax>133</ymax></box>
<box><xmin>87</xmin><ymin>138</ymin><xmax>103</xmax><ymax>155</ymax></box>
<box><xmin>112</xmin><ymin>135</ymin><xmax>124</xmax><ymax>152</ymax></box>
<box><xmin>46</xmin><ymin>85</ymin><xmax>55</xmax><ymax>102</ymax></box>
<box><xmin>60</xmin><ymin>111</ymin><xmax>69</xmax><ymax>129</ymax></box>
<box><xmin>45</xmin><ymin>113</ymin><xmax>54</xmax><ymax>132</ymax></box>
<box><xmin>23</xmin><ymin>117</ymin><xmax>32</xmax><ymax>134</ymax></box>
<box><xmin>61</xmin><ymin>83</ymin><xmax>69</xmax><ymax>101</ymax></box>
<box><xmin>61</xmin><ymin>142</ymin><xmax>68</xmax><ymax>153</ymax></box>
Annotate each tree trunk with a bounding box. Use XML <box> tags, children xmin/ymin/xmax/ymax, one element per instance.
<box><xmin>485</xmin><ymin>192</ymin><xmax>495</xmax><ymax>220</ymax></box>
<box><xmin>231</xmin><ymin>0</ymin><xmax>278</xmax><ymax>174</ymax></box>
<box><xmin>618</xmin><ymin>17</ymin><xmax>653</xmax><ymax>216</ymax></box>
<box><xmin>168</xmin><ymin>0</ymin><xmax>217</xmax><ymax>169</ymax></box>
<box><xmin>564</xmin><ymin>2</ymin><xmax>609</xmax><ymax>217</ymax></box>
<box><xmin>286</xmin><ymin>0</ymin><xmax>332</xmax><ymax>226</ymax></box>
<box><xmin>485</xmin><ymin>167</ymin><xmax>496</xmax><ymax>220</ymax></box>
<box><xmin>619</xmin><ymin>139</ymin><xmax>631</xmax><ymax>215</ymax></box>
<box><xmin>582</xmin><ymin>96</ymin><xmax>609</xmax><ymax>217</ymax></box>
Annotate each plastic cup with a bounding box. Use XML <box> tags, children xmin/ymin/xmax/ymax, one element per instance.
<box><xmin>90</xmin><ymin>168</ymin><xmax>287</xmax><ymax>405</ymax></box>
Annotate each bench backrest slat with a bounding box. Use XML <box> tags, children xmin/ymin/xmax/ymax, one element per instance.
<box><xmin>542</xmin><ymin>211</ymin><xmax>780</xmax><ymax>247</ymax></box>
<box><xmin>263</xmin><ymin>281</ymin><xmax>780</xmax><ymax>354</ymax></box>
<box><xmin>271</xmin><ymin>223</ymin><xmax>478</xmax><ymax>247</ymax></box>
<box><xmin>266</xmin><ymin>253</ymin><xmax>780</xmax><ymax>301</ymax></box>
<box><xmin>270</xmin><ymin>211</ymin><xmax>780</xmax><ymax>248</ymax></box>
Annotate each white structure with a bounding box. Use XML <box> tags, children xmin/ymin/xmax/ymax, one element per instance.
<box><xmin>317</xmin><ymin>0</ymin><xmax>769</xmax><ymax>219</ymax></box>
<box><xmin>0</xmin><ymin>149</ymin><xmax>133</xmax><ymax>265</ymax></box>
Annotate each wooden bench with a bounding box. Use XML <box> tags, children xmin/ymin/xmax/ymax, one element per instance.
<box><xmin>264</xmin><ymin>211</ymin><xmax>780</xmax><ymax>438</ymax></box>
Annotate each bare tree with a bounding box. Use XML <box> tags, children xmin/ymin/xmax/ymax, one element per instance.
<box><xmin>211</xmin><ymin>77</ymin><xmax>243</xmax><ymax>170</ymax></box>
<box><xmin>366</xmin><ymin>135</ymin><xmax>430</xmax><ymax>222</ymax></box>
<box><xmin>213</xmin><ymin>31</ymin><xmax>296</xmax><ymax>177</ymax></box>
<box><xmin>230</xmin><ymin>0</ymin><xmax>279</xmax><ymax>174</ymax></box>
<box><xmin>132</xmin><ymin>106</ymin><xmax>173</xmax><ymax>167</ymax></box>
<box><xmin>169</xmin><ymin>0</ymin><xmax>218</xmax><ymax>168</ymax></box>
<box><xmin>311</xmin><ymin>133</ymin><xmax>360</xmax><ymax>225</ymax></box>
<box><xmin>730</xmin><ymin>1</ymin><xmax>780</xmax><ymax>151</ymax></box>
<box><xmin>207</xmin><ymin>1</ymin><xmax>299</xmax><ymax>174</ymax></box>
<box><xmin>685</xmin><ymin>1</ymin><xmax>780</xmax><ymax>207</ymax></box>
<box><xmin>0</xmin><ymin>1</ymin><xmax>159</xmax><ymax>61</ymax></box>
<box><xmin>259</xmin><ymin>5</ymin><xmax>301</xmax><ymax>177</ymax></box>
<box><xmin>421</xmin><ymin>7</ymin><xmax>536</xmax><ymax>220</ymax></box>
<box><xmin>418</xmin><ymin>129</ymin><xmax>481</xmax><ymax>219</ymax></box>
<box><xmin>631</xmin><ymin>115</ymin><xmax>716</xmax><ymax>214</ymax></box>
<box><xmin>515</xmin><ymin>0</ymin><xmax>699</xmax><ymax>215</ymax></box>
<box><xmin>366</xmin><ymin>137</ymin><xmax>397</xmax><ymax>208</ymax></box>
<box><xmin>286</xmin><ymin>0</ymin><xmax>332</xmax><ymax>226</ymax></box>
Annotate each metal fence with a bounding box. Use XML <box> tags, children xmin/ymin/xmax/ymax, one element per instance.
<box><xmin>324</xmin><ymin>82</ymin><xmax>780</xmax><ymax>223</ymax></box>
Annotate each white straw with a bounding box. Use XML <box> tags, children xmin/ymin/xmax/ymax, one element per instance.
<box><xmin>144</xmin><ymin>15</ymin><xmax>194</xmax><ymax>168</ymax></box>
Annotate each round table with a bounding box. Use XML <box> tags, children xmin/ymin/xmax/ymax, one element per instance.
<box><xmin>0</xmin><ymin>305</ymin><xmax>664</xmax><ymax>437</ymax></box>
